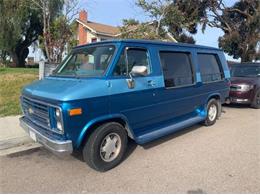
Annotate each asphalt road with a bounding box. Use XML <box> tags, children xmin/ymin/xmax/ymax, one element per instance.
<box><xmin>0</xmin><ymin>105</ymin><xmax>259</xmax><ymax>193</ymax></box>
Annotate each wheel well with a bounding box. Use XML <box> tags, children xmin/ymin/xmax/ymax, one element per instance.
<box><xmin>79</xmin><ymin>118</ymin><xmax>131</xmax><ymax>149</ymax></box>
<box><xmin>209</xmin><ymin>95</ymin><xmax>220</xmax><ymax>101</ymax></box>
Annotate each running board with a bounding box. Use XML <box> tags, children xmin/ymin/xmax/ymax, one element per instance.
<box><xmin>135</xmin><ymin>116</ymin><xmax>204</xmax><ymax>144</ymax></box>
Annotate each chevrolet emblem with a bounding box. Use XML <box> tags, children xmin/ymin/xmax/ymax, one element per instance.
<box><xmin>28</xmin><ymin>108</ymin><xmax>34</xmax><ymax>114</ymax></box>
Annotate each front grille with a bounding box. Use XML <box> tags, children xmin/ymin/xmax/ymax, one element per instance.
<box><xmin>21</xmin><ymin>96</ymin><xmax>50</xmax><ymax>129</ymax></box>
<box><xmin>230</xmin><ymin>85</ymin><xmax>241</xmax><ymax>91</ymax></box>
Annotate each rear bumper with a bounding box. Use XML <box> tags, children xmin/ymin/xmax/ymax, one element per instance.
<box><xmin>19</xmin><ymin>116</ymin><xmax>73</xmax><ymax>156</ymax></box>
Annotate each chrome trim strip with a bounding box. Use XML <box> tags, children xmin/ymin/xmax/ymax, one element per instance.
<box><xmin>20</xmin><ymin>116</ymin><xmax>72</xmax><ymax>155</ymax></box>
<box><xmin>21</xmin><ymin>95</ymin><xmax>58</xmax><ymax>108</ymax></box>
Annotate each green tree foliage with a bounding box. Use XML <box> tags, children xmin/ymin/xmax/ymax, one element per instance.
<box><xmin>0</xmin><ymin>0</ymin><xmax>78</xmax><ymax>66</ymax></box>
<box><xmin>0</xmin><ymin>0</ymin><xmax>42</xmax><ymax>67</ymax></box>
<box><xmin>206</xmin><ymin>0</ymin><xmax>260</xmax><ymax>62</ymax></box>
<box><xmin>119</xmin><ymin>0</ymin><xmax>209</xmax><ymax>43</ymax></box>
<box><xmin>31</xmin><ymin>0</ymin><xmax>78</xmax><ymax>63</ymax></box>
<box><xmin>120</xmin><ymin>19</ymin><xmax>162</xmax><ymax>40</ymax></box>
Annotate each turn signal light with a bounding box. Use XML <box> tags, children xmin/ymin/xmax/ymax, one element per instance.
<box><xmin>69</xmin><ymin>108</ymin><xmax>82</xmax><ymax>116</ymax></box>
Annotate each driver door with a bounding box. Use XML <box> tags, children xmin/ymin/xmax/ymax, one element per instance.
<box><xmin>109</xmin><ymin>46</ymin><xmax>158</xmax><ymax>136</ymax></box>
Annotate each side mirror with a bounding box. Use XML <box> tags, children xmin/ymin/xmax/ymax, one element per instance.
<box><xmin>130</xmin><ymin>66</ymin><xmax>148</xmax><ymax>76</ymax></box>
<box><xmin>126</xmin><ymin>66</ymin><xmax>148</xmax><ymax>89</ymax></box>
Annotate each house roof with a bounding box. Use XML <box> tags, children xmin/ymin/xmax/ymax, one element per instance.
<box><xmin>76</xmin><ymin>19</ymin><xmax>120</xmax><ymax>37</ymax></box>
<box><xmin>76</xmin><ymin>18</ymin><xmax>178</xmax><ymax>42</ymax></box>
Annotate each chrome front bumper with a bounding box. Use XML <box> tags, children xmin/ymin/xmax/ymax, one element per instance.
<box><xmin>19</xmin><ymin>116</ymin><xmax>73</xmax><ymax>156</ymax></box>
<box><xmin>227</xmin><ymin>97</ymin><xmax>251</xmax><ymax>104</ymax></box>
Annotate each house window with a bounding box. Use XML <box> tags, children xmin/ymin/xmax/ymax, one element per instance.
<box><xmin>91</xmin><ymin>38</ymin><xmax>97</xmax><ymax>43</ymax></box>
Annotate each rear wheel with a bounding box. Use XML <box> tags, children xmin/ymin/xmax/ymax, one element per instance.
<box><xmin>83</xmin><ymin>122</ymin><xmax>128</xmax><ymax>172</ymax></box>
<box><xmin>203</xmin><ymin>98</ymin><xmax>220</xmax><ymax>126</ymax></box>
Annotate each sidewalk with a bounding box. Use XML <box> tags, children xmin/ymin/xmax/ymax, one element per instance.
<box><xmin>0</xmin><ymin>116</ymin><xmax>40</xmax><ymax>156</ymax></box>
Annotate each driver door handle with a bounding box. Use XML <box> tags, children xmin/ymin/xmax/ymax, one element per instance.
<box><xmin>147</xmin><ymin>80</ymin><xmax>156</xmax><ymax>87</ymax></box>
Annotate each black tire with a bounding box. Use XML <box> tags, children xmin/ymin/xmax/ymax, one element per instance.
<box><xmin>251</xmin><ymin>90</ymin><xmax>260</xmax><ymax>109</ymax></box>
<box><xmin>83</xmin><ymin>122</ymin><xmax>128</xmax><ymax>172</ymax></box>
<box><xmin>203</xmin><ymin>98</ymin><xmax>220</xmax><ymax>126</ymax></box>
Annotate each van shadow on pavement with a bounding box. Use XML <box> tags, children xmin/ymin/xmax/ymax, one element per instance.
<box><xmin>142</xmin><ymin>124</ymin><xmax>202</xmax><ymax>150</ymax></box>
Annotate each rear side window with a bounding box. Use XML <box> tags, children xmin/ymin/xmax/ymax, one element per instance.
<box><xmin>160</xmin><ymin>51</ymin><xmax>194</xmax><ymax>88</ymax></box>
<box><xmin>198</xmin><ymin>53</ymin><xmax>223</xmax><ymax>83</ymax></box>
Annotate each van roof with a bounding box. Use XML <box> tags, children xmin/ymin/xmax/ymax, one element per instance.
<box><xmin>74</xmin><ymin>39</ymin><xmax>221</xmax><ymax>51</ymax></box>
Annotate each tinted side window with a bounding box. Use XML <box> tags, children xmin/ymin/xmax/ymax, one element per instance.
<box><xmin>113</xmin><ymin>48</ymin><xmax>150</xmax><ymax>76</ymax></box>
<box><xmin>198</xmin><ymin>53</ymin><xmax>223</xmax><ymax>83</ymax></box>
<box><xmin>160</xmin><ymin>51</ymin><xmax>194</xmax><ymax>88</ymax></box>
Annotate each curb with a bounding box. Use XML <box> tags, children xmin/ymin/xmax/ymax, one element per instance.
<box><xmin>0</xmin><ymin>142</ymin><xmax>41</xmax><ymax>156</ymax></box>
<box><xmin>0</xmin><ymin>136</ymin><xmax>32</xmax><ymax>150</ymax></box>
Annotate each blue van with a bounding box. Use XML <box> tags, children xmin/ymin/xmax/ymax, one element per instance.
<box><xmin>20</xmin><ymin>39</ymin><xmax>230</xmax><ymax>171</ymax></box>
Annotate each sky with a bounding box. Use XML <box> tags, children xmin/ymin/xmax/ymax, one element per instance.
<box><xmin>30</xmin><ymin>0</ymin><xmax>239</xmax><ymax>62</ymax></box>
<box><xmin>82</xmin><ymin>0</ymin><xmax>239</xmax><ymax>61</ymax></box>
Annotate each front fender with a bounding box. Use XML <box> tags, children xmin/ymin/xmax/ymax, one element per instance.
<box><xmin>75</xmin><ymin>114</ymin><xmax>135</xmax><ymax>148</ymax></box>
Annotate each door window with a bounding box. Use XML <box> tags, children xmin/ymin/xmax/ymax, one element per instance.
<box><xmin>113</xmin><ymin>48</ymin><xmax>150</xmax><ymax>76</ymax></box>
<box><xmin>198</xmin><ymin>53</ymin><xmax>223</xmax><ymax>83</ymax></box>
<box><xmin>160</xmin><ymin>51</ymin><xmax>194</xmax><ymax>88</ymax></box>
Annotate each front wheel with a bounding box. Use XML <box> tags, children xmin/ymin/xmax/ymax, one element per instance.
<box><xmin>203</xmin><ymin>98</ymin><xmax>220</xmax><ymax>126</ymax></box>
<box><xmin>83</xmin><ymin>122</ymin><xmax>128</xmax><ymax>172</ymax></box>
<box><xmin>251</xmin><ymin>90</ymin><xmax>260</xmax><ymax>109</ymax></box>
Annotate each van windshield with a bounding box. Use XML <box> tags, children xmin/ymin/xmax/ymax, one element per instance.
<box><xmin>231</xmin><ymin>65</ymin><xmax>260</xmax><ymax>77</ymax></box>
<box><xmin>53</xmin><ymin>45</ymin><xmax>115</xmax><ymax>77</ymax></box>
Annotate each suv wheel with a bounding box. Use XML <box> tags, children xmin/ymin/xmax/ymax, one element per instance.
<box><xmin>203</xmin><ymin>98</ymin><xmax>220</xmax><ymax>126</ymax></box>
<box><xmin>251</xmin><ymin>89</ymin><xmax>260</xmax><ymax>109</ymax></box>
<box><xmin>83</xmin><ymin>122</ymin><xmax>128</xmax><ymax>172</ymax></box>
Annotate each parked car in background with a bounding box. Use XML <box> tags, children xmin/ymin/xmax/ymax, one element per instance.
<box><xmin>19</xmin><ymin>39</ymin><xmax>230</xmax><ymax>172</ymax></box>
<box><xmin>228</xmin><ymin>63</ymin><xmax>260</xmax><ymax>108</ymax></box>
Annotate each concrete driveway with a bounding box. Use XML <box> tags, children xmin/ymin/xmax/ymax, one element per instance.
<box><xmin>0</xmin><ymin>106</ymin><xmax>259</xmax><ymax>193</ymax></box>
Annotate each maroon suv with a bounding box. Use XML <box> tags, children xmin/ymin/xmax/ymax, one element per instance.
<box><xmin>228</xmin><ymin>63</ymin><xmax>260</xmax><ymax>108</ymax></box>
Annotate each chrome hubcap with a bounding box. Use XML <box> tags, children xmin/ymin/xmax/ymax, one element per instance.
<box><xmin>208</xmin><ymin>104</ymin><xmax>217</xmax><ymax>121</ymax></box>
<box><xmin>100</xmin><ymin>133</ymin><xmax>121</xmax><ymax>162</ymax></box>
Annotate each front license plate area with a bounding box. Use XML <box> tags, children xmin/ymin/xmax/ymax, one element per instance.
<box><xmin>29</xmin><ymin>131</ymin><xmax>37</xmax><ymax>142</ymax></box>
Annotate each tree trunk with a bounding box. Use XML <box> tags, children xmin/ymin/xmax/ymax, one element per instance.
<box><xmin>0</xmin><ymin>50</ymin><xmax>8</xmax><ymax>64</ymax></box>
<box><xmin>10</xmin><ymin>52</ymin><xmax>19</xmax><ymax>67</ymax></box>
<box><xmin>241</xmin><ymin>51</ymin><xmax>251</xmax><ymax>62</ymax></box>
<box><xmin>9</xmin><ymin>46</ymin><xmax>28</xmax><ymax>67</ymax></box>
<box><xmin>43</xmin><ymin>11</ymin><xmax>51</xmax><ymax>62</ymax></box>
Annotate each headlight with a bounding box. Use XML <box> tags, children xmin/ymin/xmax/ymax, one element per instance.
<box><xmin>239</xmin><ymin>84</ymin><xmax>254</xmax><ymax>92</ymax></box>
<box><xmin>55</xmin><ymin>108</ymin><xmax>63</xmax><ymax>132</ymax></box>
<box><xmin>57</xmin><ymin>121</ymin><xmax>63</xmax><ymax>131</ymax></box>
<box><xmin>55</xmin><ymin>108</ymin><xmax>61</xmax><ymax>118</ymax></box>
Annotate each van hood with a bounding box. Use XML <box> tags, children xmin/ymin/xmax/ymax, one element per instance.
<box><xmin>22</xmin><ymin>77</ymin><xmax>109</xmax><ymax>102</ymax></box>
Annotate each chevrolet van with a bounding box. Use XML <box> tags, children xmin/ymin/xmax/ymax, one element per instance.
<box><xmin>20</xmin><ymin>40</ymin><xmax>230</xmax><ymax>171</ymax></box>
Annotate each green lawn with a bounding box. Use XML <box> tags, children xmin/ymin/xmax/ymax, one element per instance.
<box><xmin>0</xmin><ymin>68</ymin><xmax>38</xmax><ymax>117</ymax></box>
